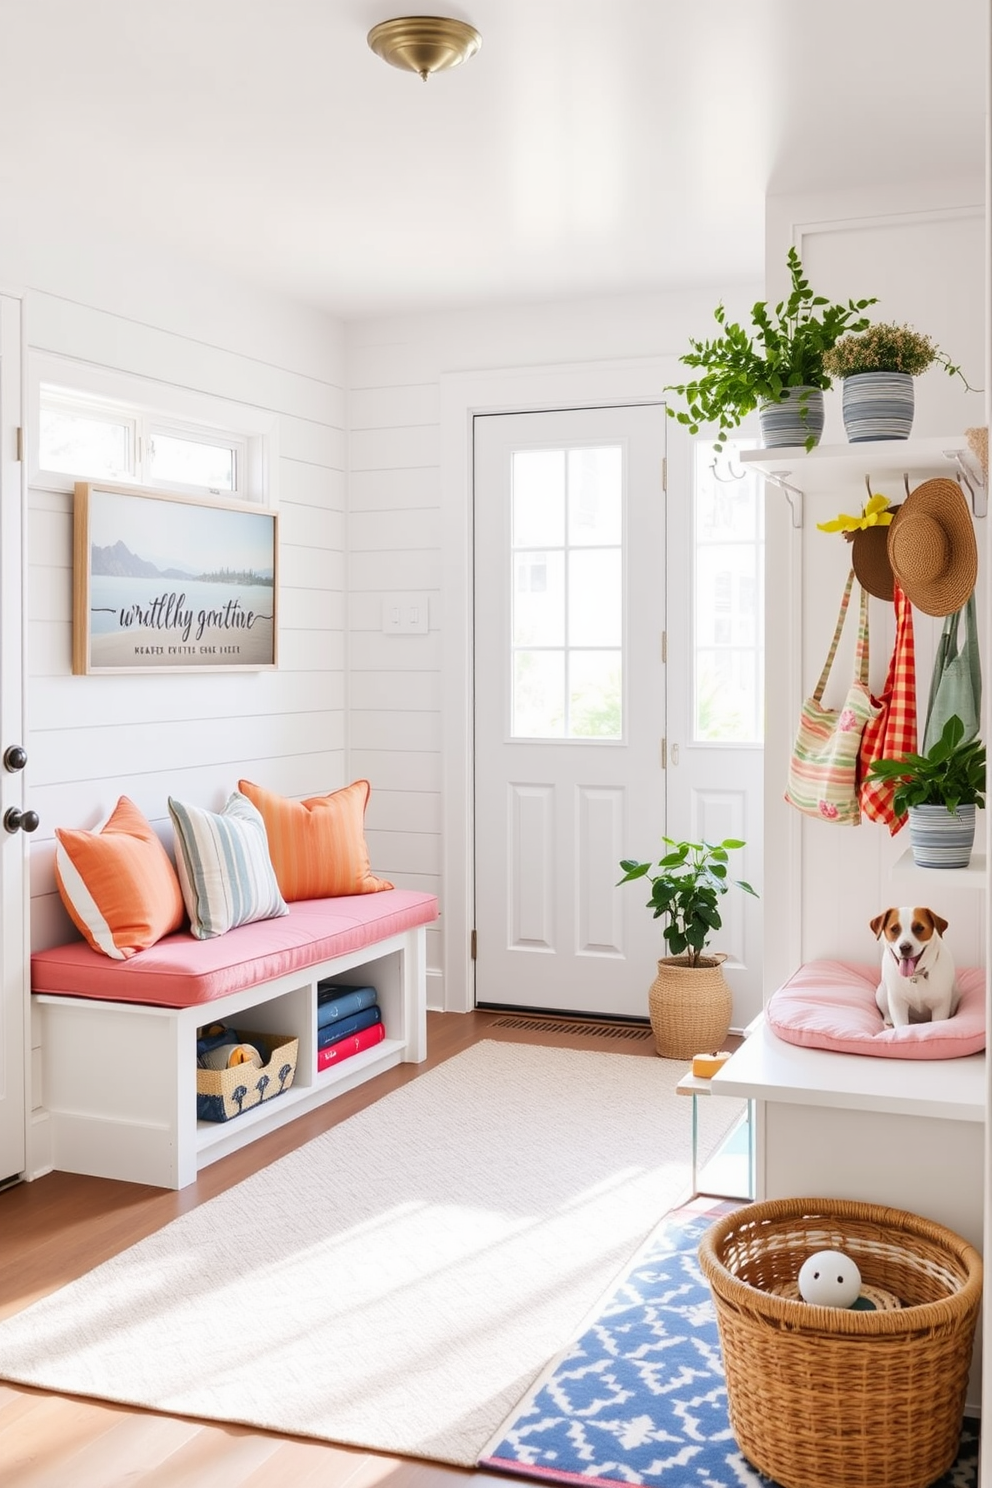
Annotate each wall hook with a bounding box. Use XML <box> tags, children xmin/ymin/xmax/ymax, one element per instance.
<box><xmin>710</xmin><ymin>457</ymin><xmax>747</xmax><ymax>483</ymax></box>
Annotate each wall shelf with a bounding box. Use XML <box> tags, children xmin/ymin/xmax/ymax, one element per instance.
<box><xmin>740</xmin><ymin>436</ymin><xmax>986</xmax><ymax>525</ymax></box>
<box><xmin>891</xmin><ymin>848</ymin><xmax>987</xmax><ymax>887</ymax></box>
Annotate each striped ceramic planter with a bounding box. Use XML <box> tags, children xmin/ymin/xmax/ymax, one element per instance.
<box><xmin>758</xmin><ymin>386</ymin><xmax>825</xmax><ymax>449</ymax></box>
<box><xmin>907</xmin><ymin>803</ymin><xmax>976</xmax><ymax>869</ymax></box>
<box><xmin>841</xmin><ymin>372</ymin><xmax>915</xmax><ymax>442</ymax></box>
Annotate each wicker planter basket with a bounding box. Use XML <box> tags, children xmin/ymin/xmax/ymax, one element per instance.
<box><xmin>647</xmin><ymin>953</ymin><xmax>731</xmax><ymax>1059</ymax></box>
<box><xmin>698</xmin><ymin>1197</ymin><xmax>983</xmax><ymax>1488</ymax></box>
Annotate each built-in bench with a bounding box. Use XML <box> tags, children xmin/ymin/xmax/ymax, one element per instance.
<box><xmin>31</xmin><ymin>889</ymin><xmax>438</xmax><ymax>1189</ymax></box>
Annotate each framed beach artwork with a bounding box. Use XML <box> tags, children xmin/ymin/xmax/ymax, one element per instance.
<box><xmin>72</xmin><ymin>482</ymin><xmax>278</xmax><ymax>674</ymax></box>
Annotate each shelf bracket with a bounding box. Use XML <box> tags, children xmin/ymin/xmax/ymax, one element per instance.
<box><xmin>762</xmin><ymin>469</ymin><xmax>804</xmax><ymax>527</ymax></box>
<box><xmin>942</xmin><ymin>449</ymin><xmax>987</xmax><ymax>519</ymax></box>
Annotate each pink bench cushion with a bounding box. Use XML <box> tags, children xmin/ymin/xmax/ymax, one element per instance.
<box><xmin>766</xmin><ymin>959</ymin><xmax>986</xmax><ymax>1059</ymax></box>
<box><xmin>31</xmin><ymin>890</ymin><xmax>438</xmax><ymax>1009</ymax></box>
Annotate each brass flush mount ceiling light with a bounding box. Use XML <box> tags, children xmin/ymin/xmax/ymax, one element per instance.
<box><xmin>367</xmin><ymin>16</ymin><xmax>482</xmax><ymax>81</ymax></box>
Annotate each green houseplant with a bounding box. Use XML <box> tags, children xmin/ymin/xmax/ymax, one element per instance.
<box><xmin>822</xmin><ymin>322</ymin><xmax>974</xmax><ymax>442</ymax></box>
<box><xmin>618</xmin><ymin>837</ymin><xmax>758</xmax><ymax>1057</ymax></box>
<box><xmin>865</xmin><ymin>714</ymin><xmax>986</xmax><ymax>868</ymax></box>
<box><xmin>666</xmin><ymin>248</ymin><xmax>876</xmax><ymax>453</ymax></box>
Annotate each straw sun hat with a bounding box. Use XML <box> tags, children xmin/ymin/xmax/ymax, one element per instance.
<box><xmin>886</xmin><ymin>478</ymin><xmax>977</xmax><ymax>617</ymax></box>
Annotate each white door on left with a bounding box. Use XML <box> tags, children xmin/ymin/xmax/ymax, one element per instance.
<box><xmin>0</xmin><ymin>293</ymin><xmax>27</xmax><ymax>1185</ymax></box>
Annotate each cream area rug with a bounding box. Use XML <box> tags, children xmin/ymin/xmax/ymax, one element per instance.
<box><xmin>0</xmin><ymin>1040</ymin><xmax>743</xmax><ymax>1465</ymax></box>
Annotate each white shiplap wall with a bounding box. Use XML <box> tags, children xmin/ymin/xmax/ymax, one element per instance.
<box><xmin>26</xmin><ymin>286</ymin><xmax>348</xmax><ymax>952</ymax></box>
<box><xmin>345</xmin><ymin>285</ymin><xmax>761</xmax><ymax>1010</ymax></box>
<box><xmin>4</xmin><ymin>235</ymin><xmax>348</xmax><ymax>1171</ymax></box>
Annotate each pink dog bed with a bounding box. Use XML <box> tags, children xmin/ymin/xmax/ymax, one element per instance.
<box><xmin>766</xmin><ymin>959</ymin><xmax>986</xmax><ymax>1059</ymax></box>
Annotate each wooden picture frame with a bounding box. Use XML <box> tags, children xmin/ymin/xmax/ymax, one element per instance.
<box><xmin>72</xmin><ymin>482</ymin><xmax>278</xmax><ymax>674</ymax></box>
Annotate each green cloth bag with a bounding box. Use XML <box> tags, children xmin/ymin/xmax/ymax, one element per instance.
<box><xmin>922</xmin><ymin>593</ymin><xmax>981</xmax><ymax>753</ymax></box>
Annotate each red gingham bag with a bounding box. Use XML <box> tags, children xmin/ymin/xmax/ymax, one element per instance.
<box><xmin>859</xmin><ymin>581</ymin><xmax>917</xmax><ymax>833</ymax></box>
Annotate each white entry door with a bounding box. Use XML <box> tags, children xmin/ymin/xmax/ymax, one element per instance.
<box><xmin>473</xmin><ymin>404</ymin><xmax>667</xmax><ymax>1017</ymax></box>
<box><xmin>0</xmin><ymin>293</ymin><xmax>27</xmax><ymax>1184</ymax></box>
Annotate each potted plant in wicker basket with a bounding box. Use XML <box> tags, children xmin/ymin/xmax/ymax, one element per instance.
<box><xmin>864</xmin><ymin>714</ymin><xmax>986</xmax><ymax>869</ymax></box>
<box><xmin>665</xmin><ymin>248</ymin><xmax>876</xmax><ymax>453</ymax></box>
<box><xmin>822</xmin><ymin>322</ymin><xmax>974</xmax><ymax>443</ymax></box>
<box><xmin>618</xmin><ymin>837</ymin><xmax>758</xmax><ymax>1058</ymax></box>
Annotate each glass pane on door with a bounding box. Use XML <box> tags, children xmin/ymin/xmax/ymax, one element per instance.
<box><xmin>511</xmin><ymin>443</ymin><xmax>623</xmax><ymax>740</ymax></box>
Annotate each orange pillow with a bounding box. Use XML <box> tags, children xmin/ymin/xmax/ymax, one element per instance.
<box><xmin>237</xmin><ymin>779</ymin><xmax>393</xmax><ymax>902</ymax></box>
<box><xmin>54</xmin><ymin>797</ymin><xmax>186</xmax><ymax>959</ymax></box>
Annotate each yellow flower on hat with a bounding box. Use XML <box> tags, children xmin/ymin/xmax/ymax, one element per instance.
<box><xmin>817</xmin><ymin>493</ymin><xmax>894</xmax><ymax>534</ymax></box>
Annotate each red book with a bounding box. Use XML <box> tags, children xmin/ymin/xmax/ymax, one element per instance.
<box><xmin>317</xmin><ymin>1020</ymin><xmax>385</xmax><ymax>1072</ymax></box>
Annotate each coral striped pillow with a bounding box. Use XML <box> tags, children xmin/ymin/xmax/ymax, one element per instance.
<box><xmin>238</xmin><ymin>779</ymin><xmax>393</xmax><ymax>902</ymax></box>
<box><xmin>168</xmin><ymin>792</ymin><xmax>289</xmax><ymax>940</ymax></box>
<box><xmin>55</xmin><ymin>796</ymin><xmax>186</xmax><ymax>959</ymax></box>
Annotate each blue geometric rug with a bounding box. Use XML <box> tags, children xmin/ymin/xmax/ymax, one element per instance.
<box><xmin>479</xmin><ymin>1197</ymin><xmax>979</xmax><ymax>1488</ymax></box>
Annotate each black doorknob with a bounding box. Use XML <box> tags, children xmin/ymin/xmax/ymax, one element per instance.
<box><xmin>3</xmin><ymin>746</ymin><xmax>27</xmax><ymax>772</ymax></box>
<box><xmin>4</xmin><ymin>807</ymin><xmax>39</xmax><ymax>834</ymax></box>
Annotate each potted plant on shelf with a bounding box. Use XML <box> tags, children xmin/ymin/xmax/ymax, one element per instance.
<box><xmin>618</xmin><ymin>837</ymin><xmax>758</xmax><ymax>1058</ymax></box>
<box><xmin>864</xmin><ymin>714</ymin><xmax>986</xmax><ymax>868</ymax></box>
<box><xmin>822</xmin><ymin>322</ymin><xmax>975</xmax><ymax>443</ymax></box>
<box><xmin>665</xmin><ymin>247</ymin><xmax>876</xmax><ymax>453</ymax></box>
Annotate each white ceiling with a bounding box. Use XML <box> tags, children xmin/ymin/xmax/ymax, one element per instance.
<box><xmin>0</xmin><ymin>0</ymin><xmax>986</xmax><ymax>320</ymax></box>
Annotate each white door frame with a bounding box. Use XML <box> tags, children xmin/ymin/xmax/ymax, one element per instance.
<box><xmin>0</xmin><ymin>290</ymin><xmax>28</xmax><ymax>1183</ymax></box>
<box><xmin>439</xmin><ymin>356</ymin><xmax>679</xmax><ymax>1013</ymax></box>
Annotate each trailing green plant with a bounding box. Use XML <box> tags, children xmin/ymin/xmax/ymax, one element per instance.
<box><xmin>617</xmin><ymin>837</ymin><xmax>758</xmax><ymax>967</ymax></box>
<box><xmin>822</xmin><ymin>322</ymin><xmax>974</xmax><ymax>386</ymax></box>
<box><xmin>665</xmin><ymin>248</ymin><xmax>876</xmax><ymax>452</ymax></box>
<box><xmin>864</xmin><ymin>714</ymin><xmax>986</xmax><ymax>816</ymax></box>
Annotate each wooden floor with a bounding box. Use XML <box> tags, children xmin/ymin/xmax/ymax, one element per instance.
<box><xmin>0</xmin><ymin>1009</ymin><xmax>664</xmax><ymax>1487</ymax></box>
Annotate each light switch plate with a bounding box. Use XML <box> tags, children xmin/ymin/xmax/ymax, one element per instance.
<box><xmin>381</xmin><ymin>593</ymin><xmax>430</xmax><ymax>634</ymax></box>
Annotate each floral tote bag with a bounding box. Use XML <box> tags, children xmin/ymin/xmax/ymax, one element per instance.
<box><xmin>785</xmin><ymin>569</ymin><xmax>881</xmax><ymax>825</ymax></box>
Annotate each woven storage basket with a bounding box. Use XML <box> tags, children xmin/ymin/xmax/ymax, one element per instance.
<box><xmin>196</xmin><ymin>1030</ymin><xmax>299</xmax><ymax>1123</ymax></box>
<box><xmin>698</xmin><ymin>1197</ymin><xmax>982</xmax><ymax>1488</ymax></box>
<box><xmin>647</xmin><ymin>953</ymin><xmax>731</xmax><ymax>1058</ymax></box>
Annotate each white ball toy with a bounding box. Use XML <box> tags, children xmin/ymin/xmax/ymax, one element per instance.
<box><xmin>797</xmin><ymin>1249</ymin><xmax>862</xmax><ymax>1308</ymax></box>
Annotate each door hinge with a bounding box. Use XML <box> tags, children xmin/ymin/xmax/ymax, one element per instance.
<box><xmin>660</xmin><ymin>737</ymin><xmax>667</xmax><ymax>769</ymax></box>
<box><xmin>661</xmin><ymin>455</ymin><xmax>667</xmax><ymax>492</ymax></box>
<box><xmin>661</xmin><ymin>630</ymin><xmax>667</xmax><ymax>664</ymax></box>
<box><xmin>470</xmin><ymin>928</ymin><xmax>477</xmax><ymax>960</ymax></box>
<box><xmin>15</xmin><ymin>427</ymin><xmax>23</xmax><ymax>463</ymax></box>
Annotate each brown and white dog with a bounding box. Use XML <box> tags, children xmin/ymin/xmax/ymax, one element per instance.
<box><xmin>870</xmin><ymin>907</ymin><xmax>960</xmax><ymax>1027</ymax></box>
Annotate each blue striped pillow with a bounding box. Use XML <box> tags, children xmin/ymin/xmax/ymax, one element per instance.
<box><xmin>168</xmin><ymin>792</ymin><xmax>288</xmax><ymax>940</ymax></box>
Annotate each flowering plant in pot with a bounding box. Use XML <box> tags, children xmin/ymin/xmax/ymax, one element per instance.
<box><xmin>618</xmin><ymin>837</ymin><xmax>758</xmax><ymax>1057</ymax></box>
<box><xmin>665</xmin><ymin>248</ymin><xmax>876</xmax><ymax>453</ymax></box>
<box><xmin>822</xmin><ymin>323</ymin><xmax>975</xmax><ymax>442</ymax></box>
<box><xmin>864</xmin><ymin>714</ymin><xmax>986</xmax><ymax>868</ymax></box>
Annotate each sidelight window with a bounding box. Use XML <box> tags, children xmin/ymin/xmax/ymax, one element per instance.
<box><xmin>692</xmin><ymin>445</ymin><xmax>765</xmax><ymax>743</ymax></box>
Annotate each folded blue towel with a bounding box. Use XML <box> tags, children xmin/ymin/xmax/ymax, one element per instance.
<box><xmin>317</xmin><ymin>1004</ymin><xmax>382</xmax><ymax>1050</ymax></box>
<box><xmin>316</xmin><ymin>985</ymin><xmax>378</xmax><ymax>1028</ymax></box>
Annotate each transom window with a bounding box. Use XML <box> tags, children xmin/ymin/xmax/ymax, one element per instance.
<box><xmin>510</xmin><ymin>444</ymin><xmax>623</xmax><ymax>739</ymax></box>
<box><xmin>40</xmin><ymin>391</ymin><xmax>247</xmax><ymax>498</ymax></box>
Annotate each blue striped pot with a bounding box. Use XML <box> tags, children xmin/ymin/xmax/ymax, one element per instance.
<box><xmin>841</xmin><ymin>372</ymin><xmax>915</xmax><ymax>442</ymax></box>
<box><xmin>757</xmin><ymin>386</ymin><xmax>824</xmax><ymax>449</ymax></box>
<box><xmin>907</xmin><ymin>803</ymin><xmax>976</xmax><ymax>869</ymax></box>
